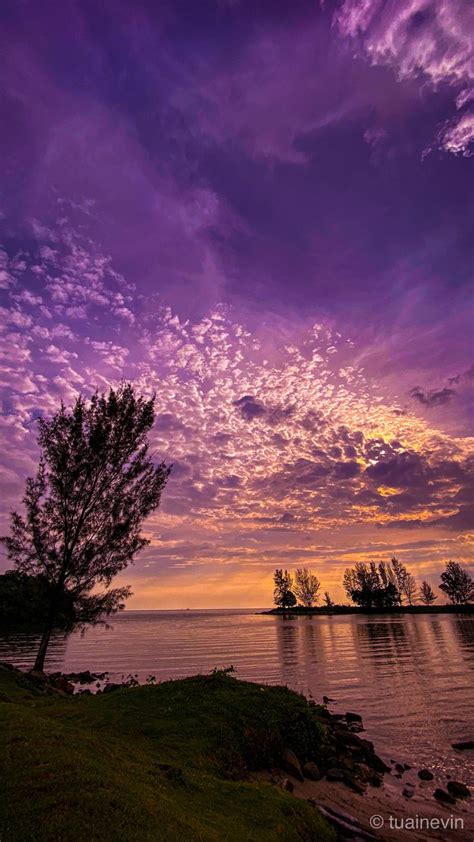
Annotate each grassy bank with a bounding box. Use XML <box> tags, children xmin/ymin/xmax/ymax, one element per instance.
<box><xmin>0</xmin><ymin>665</ymin><xmax>335</xmax><ymax>842</ymax></box>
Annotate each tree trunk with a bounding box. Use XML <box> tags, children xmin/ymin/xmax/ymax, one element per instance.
<box><xmin>33</xmin><ymin>624</ymin><xmax>53</xmax><ymax>672</ymax></box>
<box><xmin>33</xmin><ymin>575</ymin><xmax>65</xmax><ymax>672</ymax></box>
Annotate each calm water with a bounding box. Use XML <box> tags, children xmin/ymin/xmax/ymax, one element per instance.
<box><xmin>1</xmin><ymin>610</ymin><xmax>473</xmax><ymax>784</ymax></box>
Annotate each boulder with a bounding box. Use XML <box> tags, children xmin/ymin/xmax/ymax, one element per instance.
<box><xmin>303</xmin><ymin>761</ymin><xmax>321</xmax><ymax>781</ymax></box>
<box><xmin>394</xmin><ymin>763</ymin><xmax>405</xmax><ymax>775</ymax></box>
<box><xmin>346</xmin><ymin>712</ymin><xmax>363</xmax><ymax>725</ymax></box>
<box><xmin>281</xmin><ymin>748</ymin><xmax>304</xmax><ymax>782</ymax></box>
<box><xmin>281</xmin><ymin>778</ymin><xmax>294</xmax><ymax>792</ymax></box>
<box><xmin>418</xmin><ymin>769</ymin><xmax>434</xmax><ymax>781</ymax></box>
<box><xmin>48</xmin><ymin>674</ymin><xmax>74</xmax><ymax>694</ymax></box>
<box><xmin>353</xmin><ymin>763</ymin><xmax>383</xmax><ymax>788</ymax></box>
<box><xmin>326</xmin><ymin>767</ymin><xmax>345</xmax><ymax>782</ymax></box>
<box><xmin>433</xmin><ymin>788</ymin><xmax>456</xmax><ymax>805</ymax></box>
<box><xmin>447</xmin><ymin>781</ymin><xmax>470</xmax><ymax>799</ymax></box>
<box><xmin>369</xmin><ymin>753</ymin><xmax>390</xmax><ymax>774</ymax></box>
<box><xmin>343</xmin><ymin>773</ymin><xmax>366</xmax><ymax>794</ymax></box>
<box><xmin>403</xmin><ymin>787</ymin><xmax>414</xmax><ymax>799</ymax></box>
<box><xmin>336</xmin><ymin>731</ymin><xmax>363</xmax><ymax>750</ymax></box>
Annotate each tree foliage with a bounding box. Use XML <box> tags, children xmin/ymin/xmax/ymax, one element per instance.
<box><xmin>402</xmin><ymin>572</ymin><xmax>418</xmax><ymax>605</ymax></box>
<box><xmin>273</xmin><ymin>569</ymin><xmax>296</xmax><ymax>609</ymax></box>
<box><xmin>343</xmin><ymin>561</ymin><xmax>402</xmax><ymax>609</ymax></box>
<box><xmin>439</xmin><ymin>561</ymin><xmax>474</xmax><ymax>605</ymax></box>
<box><xmin>294</xmin><ymin>567</ymin><xmax>321</xmax><ymax>607</ymax></box>
<box><xmin>419</xmin><ymin>581</ymin><xmax>437</xmax><ymax>605</ymax></box>
<box><xmin>1</xmin><ymin>384</ymin><xmax>171</xmax><ymax>669</ymax></box>
<box><xmin>0</xmin><ymin>571</ymin><xmax>73</xmax><ymax>630</ymax></box>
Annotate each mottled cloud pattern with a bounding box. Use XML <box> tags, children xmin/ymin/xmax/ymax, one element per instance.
<box><xmin>0</xmin><ymin>0</ymin><xmax>472</xmax><ymax>606</ymax></box>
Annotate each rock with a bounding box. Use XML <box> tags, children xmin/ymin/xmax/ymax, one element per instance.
<box><xmin>326</xmin><ymin>767</ymin><xmax>345</xmax><ymax>782</ymax></box>
<box><xmin>359</xmin><ymin>764</ymin><xmax>383</xmax><ymax>787</ymax></box>
<box><xmin>28</xmin><ymin>670</ymin><xmax>46</xmax><ymax>680</ymax></box>
<box><xmin>394</xmin><ymin>763</ymin><xmax>405</xmax><ymax>775</ymax></box>
<box><xmin>336</xmin><ymin>731</ymin><xmax>364</xmax><ymax>751</ymax></box>
<box><xmin>303</xmin><ymin>761</ymin><xmax>321</xmax><ymax>781</ymax></box>
<box><xmin>281</xmin><ymin>748</ymin><xmax>304</xmax><ymax>782</ymax></box>
<box><xmin>322</xmin><ymin>695</ymin><xmax>335</xmax><ymax>704</ymax></box>
<box><xmin>369</xmin><ymin>753</ymin><xmax>390</xmax><ymax>774</ymax></box>
<box><xmin>317</xmin><ymin>707</ymin><xmax>332</xmax><ymax>721</ymax></box>
<box><xmin>48</xmin><ymin>675</ymin><xmax>74</xmax><ymax>694</ymax></box>
<box><xmin>433</xmin><ymin>788</ymin><xmax>456</xmax><ymax>805</ymax></box>
<box><xmin>452</xmin><ymin>740</ymin><xmax>474</xmax><ymax>751</ymax></box>
<box><xmin>343</xmin><ymin>773</ymin><xmax>366</xmax><ymax>794</ymax></box>
<box><xmin>403</xmin><ymin>763</ymin><xmax>412</xmax><ymax>771</ymax></box>
<box><xmin>418</xmin><ymin>768</ymin><xmax>434</xmax><ymax>781</ymax></box>
<box><xmin>281</xmin><ymin>778</ymin><xmax>294</xmax><ymax>792</ymax></box>
<box><xmin>447</xmin><ymin>781</ymin><xmax>471</xmax><ymax>799</ymax></box>
<box><xmin>346</xmin><ymin>712</ymin><xmax>363</xmax><ymax>724</ymax></box>
<box><xmin>403</xmin><ymin>787</ymin><xmax>414</xmax><ymax>798</ymax></box>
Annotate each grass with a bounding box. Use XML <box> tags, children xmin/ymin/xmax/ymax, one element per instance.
<box><xmin>0</xmin><ymin>667</ymin><xmax>335</xmax><ymax>842</ymax></box>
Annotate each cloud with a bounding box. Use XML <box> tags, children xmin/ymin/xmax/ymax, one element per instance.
<box><xmin>410</xmin><ymin>385</ymin><xmax>456</xmax><ymax>407</ymax></box>
<box><xmin>334</xmin><ymin>0</ymin><xmax>474</xmax><ymax>156</ymax></box>
<box><xmin>233</xmin><ymin>395</ymin><xmax>267</xmax><ymax>421</ymax></box>
<box><xmin>439</xmin><ymin>112</ymin><xmax>474</xmax><ymax>157</ymax></box>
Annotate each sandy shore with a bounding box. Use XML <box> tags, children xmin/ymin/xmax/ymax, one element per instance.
<box><xmin>258</xmin><ymin>767</ymin><xmax>473</xmax><ymax>841</ymax></box>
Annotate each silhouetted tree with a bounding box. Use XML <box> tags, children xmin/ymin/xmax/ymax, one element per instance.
<box><xmin>402</xmin><ymin>572</ymin><xmax>418</xmax><ymax>605</ymax></box>
<box><xmin>390</xmin><ymin>557</ymin><xmax>408</xmax><ymax>604</ymax></box>
<box><xmin>323</xmin><ymin>591</ymin><xmax>334</xmax><ymax>608</ymax></box>
<box><xmin>1</xmin><ymin>384</ymin><xmax>171</xmax><ymax>671</ymax></box>
<box><xmin>419</xmin><ymin>581</ymin><xmax>437</xmax><ymax>606</ymax></box>
<box><xmin>439</xmin><ymin>561</ymin><xmax>474</xmax><ymax>605</ymax></box>
<box><xmin>378</xmin><ymin>561</ymin><xmax>398</xmax><ymax>591</ymax></box>
<box><xmin>273</xmin><ymin>569</ymin><xmax>296</xmax><ymax>609</ymax></box>
<box><xmin>294</xmin><ymin>567</ymin><xmax>320</xmax><ymax>607</ymax></box>
<box><xmin>343</xmin><ymin>561</ymin><xmax>399</xmax><ymax>609</ymax></box>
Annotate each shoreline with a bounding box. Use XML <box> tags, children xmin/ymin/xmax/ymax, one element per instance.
<box><xmin>263</xmin><ymin>604</ymin><xmax>474</xmax><ymax>616</ymax></box>
<box><xmin>1</xmin><ymin>663</ymin><xmax>472</xmax><ymax>841</ymax></box>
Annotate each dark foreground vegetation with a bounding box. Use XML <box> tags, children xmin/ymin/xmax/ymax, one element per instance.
<box><xmin>0</xmin><ymin>571</ymin><xmax>76</xmax><ymax>631</ymax></box>
<box><xmin>0</xmin><ymin>664</ymin><xmax>340</xmax><ymax>842</ymax></box>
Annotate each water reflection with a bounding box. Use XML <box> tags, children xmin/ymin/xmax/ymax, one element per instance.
<box><xmin>1</xmin><ymin>611</ymin><xmax>473</xmax><ymax>784</ymax></box>
<box><xmin>454</xmin><ymin>617</ymin><xmax>474</xmax><ymax>667</ymax></box>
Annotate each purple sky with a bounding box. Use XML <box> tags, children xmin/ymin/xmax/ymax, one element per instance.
<box><xmin>1</xmin><ymin>0</ymin><xmax>473</xmax><ymax>606</ymax></box>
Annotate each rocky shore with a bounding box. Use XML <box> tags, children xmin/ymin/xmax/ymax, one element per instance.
<box><xmin>1</xmin><ymin>662</ymin><xmax>472</xmax><ymax>841</ymax></box>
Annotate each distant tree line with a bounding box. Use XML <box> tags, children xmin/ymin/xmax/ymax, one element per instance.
<box><xmin>273</xmin><ymin>560</ymin><xmax>474</xmax><ymax>610</ymax></box>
